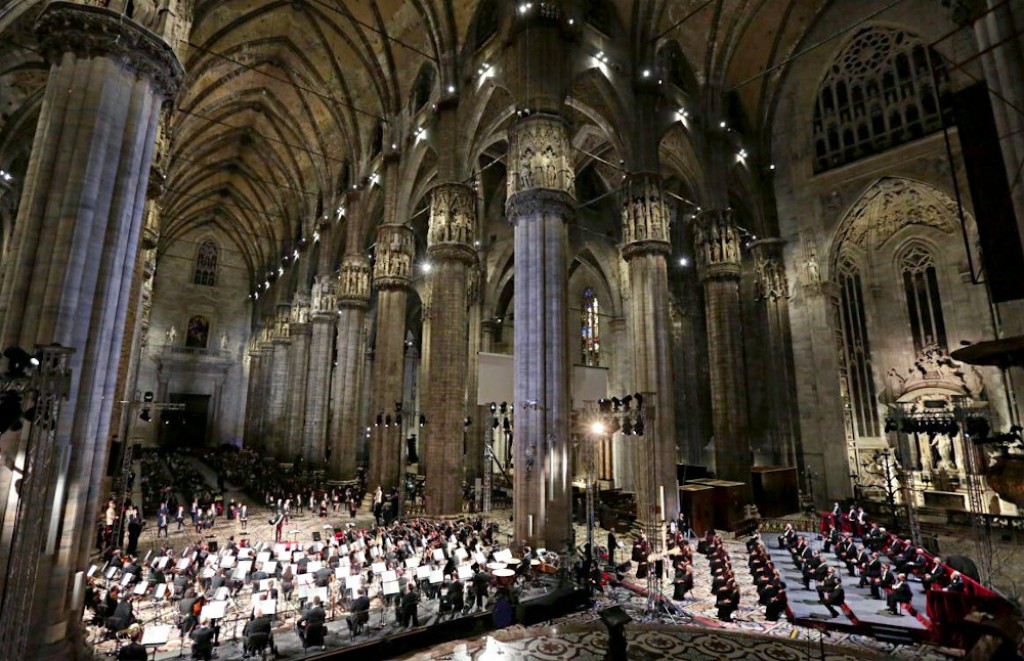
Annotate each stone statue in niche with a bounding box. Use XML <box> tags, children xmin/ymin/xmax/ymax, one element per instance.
<box><xmin>220</xmin><ymin>332</ymin><xmax>229</xmax><ymax>350</ymax></box>
<box><xmin>805</xmin><ymin>251</ymin><xmax>820</xmax><ymax>286</ymax></box>
<box><xmin>165</xmin><ymin>324</ymin><xmax>178</xmax><ymax>345</ymax></box>
<box><xmin>935</xmin><ymin>433</ymin><xmax>955</xmax><ymax>471</ymax></box>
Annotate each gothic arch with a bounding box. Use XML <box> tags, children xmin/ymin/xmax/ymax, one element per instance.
<box><xmin>828</xmin><ymin>177</ymin><xmax>963</xmax><ymax>278</ymax></box>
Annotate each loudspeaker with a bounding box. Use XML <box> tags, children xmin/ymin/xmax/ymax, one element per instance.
<box><xmin>654</xmin><ymin>559</ymin><xmax>664</xmax><ymax>580</ymax></box>
<box><xmin>208</xmin><ymin>541</ymin><xmax>218</xmax><ymax>553</ymax></box>
<box><xmin>312</xmin><ymin>532</ymin><xmax>322</xmax><ymax>542</ymax></box>
<box><xmin>952</xmin><ymin>82</ymin><xmax>1024</xmax><ymax>303</ymax></box>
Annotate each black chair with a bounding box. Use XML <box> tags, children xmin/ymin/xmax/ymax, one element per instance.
<box><xmin>347</xmin><ymin>610</ymin><xmax>369</xmax><ymax>640</ymax></box>
<box><xmin>191</xmin><ymin>639</ymin><xmax>213</xmax><ymax>661</ymax></box>
<box><xmin>246</xmin><ymin>632</ymin><xmax>270</xmax><ymax>660</ymax></box>
<box><xmin>303</xmin><ymin>621</ymin><xmax>326</xmax><ymax>650</ymax></box>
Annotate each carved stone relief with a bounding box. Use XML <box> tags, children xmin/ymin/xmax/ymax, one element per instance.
<box><xmin>338</xmin><ymin>255</ymin><xmax>371</xmax><ymax>306</ymax></box>
<box><xmin>506</xmin><ymin>114</ymin><xmax>575</xmax><ymax>200</ymax></box>
<box><xmin>693</xmin><ymin>209</ymin><xmax>741</xmax><ymax>273</ymax></box>
<box><xmin>373</xmin><ymin>224</ymin><xmax>415</xmax><ymax>288</ymax></box>
<box><xmin>621</xmin><ymin>174</ymin><xmax>670</xmax><ymax>257</ymax></box>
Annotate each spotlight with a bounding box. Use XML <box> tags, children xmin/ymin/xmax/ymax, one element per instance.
<box><xmin>634</xmin><ymin>393</ymin><xmax>644</xmax><ymax>409</ymax></box>
<box><xmin>499</xmin><ymin>402</ymin><xmax>507</xmax><ymax>414</ymax></box>
<box><xmin>492</xmin><ymin>418</ymin><xmax>499</xmax><ymax>430</ymax></box>
<box><xmin>634</xmin><ymin>415</ymin><xmax>645</xmax><ymax>436</ymax></box>
<box><xmin>385</xmin><ymin>414</ymin><xmax>392</xmax><ymax>427</ymax></box>
<box><xmin>140</xmin><ymin>409</ymin><xmax>152</xmax><ymax>423</ymax></box>
<box><xmin>395</xmin><ymin>402</ymin><xmax>403</xmax><ymax>413</ymax></box>
<box><xmin>2</xmin><ymin>347</ymin><xmax>34</xmax><ymax>378</ymax></box>
<box><xmin>419</xmin><ymin>414</ymin><xmax>427</xmax><ymax>427</ymax></box>
<box><xmin>591</xmin><ymin>421</ymin><xmax>607</xmax><ymax>435</ymax></box>
<box><xmin>622</xmin><ymin>419</ymin><xmax>633</xmax><ymax>435</ymax></box>
<box><xmin>621</xmin><ymin>395</ymin><xmax>633</xmax><ymax>411</ymax></box>
<box><xmin>144</xmin><ymin>391</ymin><xmax>154</xmax><ymax>403</ymax></box>
<box><xmin>464</xmin><ymin>417</ymin><xmax>472</xmax><ymax>427</ymax></box>
<box><xmin>489</xmin><ymin>403</ymin><xmax>497</xmax><ymax>413</ymax></box>
<box><xmin>376</xmin><ymin>413</ymin><xmax>384</xmax><ymax>427</ymax></box>
<box><xmin>0</xmin><ymin>390</ymin><xmax>24</xmax><ymax>434</ymax></box>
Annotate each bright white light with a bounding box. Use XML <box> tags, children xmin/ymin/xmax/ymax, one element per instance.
<box><xmin>421</xmin><ymin>262</ymin><xmax>432</xmax><ymax>273</ymax></box>
<box><xmin>642</xmin><ymin>69</ymin><xmax>651</xmax><ymax>78</ymax></box>
<box><xmin>568</xmin><ymin>18</ymin><xmax>574</xmax><ymax>25</ymax></box>
<box><xmin>447</xmin><ymin>85</ymin><xmax>455</xmax><ymax>93</ymax></box>
<box><xmin>391</xmin><ymin>143</ymin><xmax>397</xmax><ymax>150</ymax></box>
<box><xmin>590</xmin><ymin>421</ymin><xmax>606</xmax><ymax>434</ymax></box>
<box><xmin>264</xmin><ymin>281</ymin><xmax>270</xmax><ymax>289</ymax></box>
<box><xmin>414</xmin><ymin>127</ymin><xmax>427</xmax><ymax>144</ymax></box>
<box><xmin>679</xmin><ymin>257</ymin><xmax>689</xmax><ymax>267</ymax></box>
<box><xmin>336</xmin><ymin>206</ymin><xmax>345</xmax><ymax>220</ymax></box>
<box><xmin>769</xmin><ymin>164</ymin><xmax>776</xmax><ymax>170</ymax></box>
<box><xmin>277</xmin><ymin>267</ymin><xmax>284</xmax><ymax>276</ymax></box>
<box><xmin>738</xmin><ymin>149</ymin><xmax>748</xmax><ymax>160</ymax></box>
<box><xmin>293</xmin><ymin>249</ymin><xmax>300</xmax><ymax>260</ymax></box>
<box><xmin>473</xmin><ymin>240</ymin><xmax>481</xmax><ymax>247</ymax></box>
<box><xmin>719</xmin><ymin>121</ymin><xmax>727</xmax><ymax>129</ymax></box>
<box><xmin>254</xmin><ymin>292</ymin><xmax>259</xmax><ymax>300</ymax></box>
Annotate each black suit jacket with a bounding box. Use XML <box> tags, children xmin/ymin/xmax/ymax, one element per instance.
<box><xmin>245</xmin><ymin>615</ymin><xmax>273</xmax><ymax>636</ymax></box>
<box><xmin>891</xmin><ymin>582</ymin><xmax>912</xmax><ymax>603</ymax></box>
<box><xmin>302</xmin><ymin>606</ymin><xmax>326</xmax><ymax>626</ymax></box>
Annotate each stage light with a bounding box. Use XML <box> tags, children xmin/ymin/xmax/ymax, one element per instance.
<box><xmin>489</xmin><ymin>403</ymin><xmax>497</xmax><ymax>413</ymax></box>
<box><xmin>421</xmin><ymin>262</ymin><xmax>433</xmax><ymax>273</ymax></box>
<box><xmin>492</xmin><ymin>418</ymin><xmax>499</xmax><ymax>430</ymax></box>
<box><xmin>375</xmin><ymin>413</ymin><xmax>384</xmax><ymax>427</ymax></box>
<box><xmin>0</xmin><ymin>391</ymin><xmax>24</xmax><ymax>434</ymax></box>
<box><xmin>591</xmin><ymin>421</ymin><xmax>606</xmax><ymax>435</ymax></box>
<box><xmin>464</xmin><ymin>417</ymin><xmax>472</xmax><ymax>427</ymax></box>
<box><xmin>622</xmin><ymin>419</ymin><xmax>633</xmax><ymax>435</ymax></box>
<box><xmin>395</xmin><ymin>402</ymin><xmax>403</xmax><ymax>413</ymax></box>
<box><xmin>499</xmin><ymin>402</ymin><xmax>507</xmax><ymax>414</ymax></box>
<box><xmin>634</xmin><ymin>415</ymin><xmax>644</xmax><ymax>436</ymax></box>
<box><xmin>621</xmin><ymin>395</ymin><xmax>632</xmax><ymax>411</ymax></box>
<box><xmin>385</xmin><ymin>414</ymin><xmax>392</xmax><ymax>427</ymax></box>
<box><xmin>634</xmin><ymin>393</ymin><xmax>644</xmax><ymax>409</ymax></box>
<box><xmin>3</xmin><ymin>347</ymin><xmax>34</xmax><ymax>378</ymax></box>
<box><xmin>419</xmin><ymin>414</ymin><xmax>427</xmax><ymax>427</ymax></box>
<box><xmin>144</xmin><ymin>391</ymin><xmax>155</xmax><ymax>403</ymax></box>
<box><xmin>140</xmin><ymin>409</ymin><xmax>152</xmax><ymax>423</ymax></box>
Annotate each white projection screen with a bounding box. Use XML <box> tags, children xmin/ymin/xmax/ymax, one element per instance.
<box><xmin>476</xmin><ymin>352</ymin><xmax>608</xmax><ymax>408</ymax></box>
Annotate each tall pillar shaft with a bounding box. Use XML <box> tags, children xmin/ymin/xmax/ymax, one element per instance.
<box><xmin>256</xmin><ymin>339</ymin><xmax>274</xmax><ymax>451</ymax></box>
<box><xmin>423</xmin><ymin>183</ymin><xmax>477</xmax><ymax>514</ymax></box>
<box><xmin>508</xmin><ymin>113</ymin><xmax>575</xmax><ymax>551</ymax></box>
<box><xmin>303</xmin><ymin>276</ymin><xmax>337</xmax><ymax>468</ymax></box>
<box><xmin>266</xmin><ymin>306</ymin><xmax>292</xmax><ymax>461</ymax></box>
<box><xmin>368</xmin><ymin>224</ymin><xmax>414</xmax><ymax>490</ymax></box>
<box><xmin>749</xmin><ymin>239</ymin><xmax>800</xmax><ymax>469</ymax></box>
<box><xmin>621</xmin><ymin>174</ymin><xmax>679</xmax><ymax>523</ymax></box>
<box><xmin>695</xmin><ymin>209</ymin><xmax>750</xmax><ymax>484</ymax></box>
<box><xmin>285</xmin><ymin>314</ymin><xmax>311</xmax><ymax>463</ymax></box>
<box><xmin>0</xmin><ymin>2</ymin><xmax>181</xmax><ymax>657</ymax></box>
<box><xmin>329</xmin><ymin>256</ymin><xmax>370</xmax><ymax>478</ymax></box>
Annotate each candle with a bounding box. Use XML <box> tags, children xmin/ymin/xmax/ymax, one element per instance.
<box><xmin>528</xmin><ymin>515</ymin><xmax>534</xmax><ymax>538</ymax></box>
<box><xmin>659</xmin><ymin>486</ymin><xmax>666</xmax><ymax>520</ymax></box>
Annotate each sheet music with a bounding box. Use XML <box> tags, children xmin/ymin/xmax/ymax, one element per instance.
<box><xmin>141</xmin><ymin>624</ymin><xmax>171</xmax><ymax>646</ymax></box>
<box><xmin>381</xmin><ymin>570</ymin><xmax>397</xmax><ymax>582</ymax></box>
<box><xmin>87</xmin><ymin>565</ymin><xmax>97</xmax><ymax>578</ymax></box>
<box><xmin>432</xmin><ymin>549</ymin><xmax>445</xmax><ymax>562</ymax></box>
<box><xmin>259</xmin><ymin>579</ymin><xmax>273</xmax><ymax>592</ymax></box>
<box><xmin>457</xmin><ymin>566</ymin><xmax>472</xmax><ymax>580</ymax></box>
<box><xmin>494</xmin><ymin>550</ymin><xmax>513</xmax><ymax>563</ymax></box>
<box><xmin>405</xmin><ymin>558</ymin><xmax>420</xmax><ymax>569</ymax></box>
<box><xmin>473</xmin><ymin>552</ymin><xmax>487</xmax><ymax>566</ymax></box>
<box><xmin>429</xmin><ymin>569</ymin><xmax>444</xmax><ymax>584</ymax></box>
<box><xmin>133</xmin><ymin>582</ymin><xmax>147</xmax><ymax>596</ymax></box>
<box><xmin>154</xmin><ymin>584</ymin><xmax>167</xmax><ymax>600</ymax></box>
<box><xmin>220</xmin><ymin>556</ymin><xmax>235</xmax><ymax>569</ymax></box>
<box><xmin>253</xmin><ymin>599</ymin><xmax>276</xmax><ymax>615</ymax></box>
<box><xmin>307</xmin><ymin>561</ymin><xmax>322</xmax><ymax>573</ymax></box>
<box><xmin>256</xmin><ymin>552</ymin><xmax>271</xmax><ymax>564</ymax></box>
<box><xmin>371</xmin><ymin>562</ymin><xmax>387</xmax><ymax>574</ymax></box>
<box><xmin>335</xmin><ymin>566</ymin><xmax>350</xmax><ymax>578</ymax></box>
<box><xmin>382</xmin><ymin>581</ymin><xmax>400</xmax><ymax>596</ymax></box>
<box><xmin>215</xmin><ymin>587</ymin><xmax>229</xmax><ymax>601</ymax></box>
<box><xmin>416</xmin><ymin>566</ymin><xmax>431</xmax><ymax>579</ymax></box>
<box><xmin>263</xmin><ymin>561</ymin><xmax>277</xmax><ymax>574</ymax></box>
<box><xmin>345</xmin><ymin>575</ymin><xmax>362</xmax><ymax>590</ymax></box>
<box><xmin>120</xmin><ymin>574</ymin><xmax>132</xmax><ymax>586</ymax></box>
<box><xmin>200</xmin><ymin>601</ymin><xmax>227</xmax><ymax>620</ymax></box>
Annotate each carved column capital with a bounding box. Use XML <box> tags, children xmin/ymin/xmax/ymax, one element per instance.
<box><xmin>506</xmin><ymin>113</ymin><xmax>575</xmax><ymax>215</ymax></box>
<box><xmin>338</xmin><ymin>255</ymin><xmax>371</xmax><ymax>308</ymax></box>
<box><xmin>748</xmin><ymin>238</ymin><xmax>790</xmax><ymax>301</ymax></box>
<box><xmin>35</xmin><ymin>2</ymin><xmax>184</xmax><ymax>98</ymax></box>
<box><xmin>290</xmin><ymin>294</ymin><xmax>310</xmax><ymax>324</ymax></box>
<box><xmin>311</xmin><ymin>274</ymin><xmax>338</xmax><ymax>313</ymax></box>
<box><xmin>428</xmin><ymin>183</ymin><xmax>477</xmax><ymax>264</ymax></box>
<box><xmin>621</xmin><ymin>173</ymin><xmax>671</xmax><ymax>259</ymax></box>
<box><xmin>694</xmin><ymin>208</ymin><xmax>741</xmax><ymax>280</ymax></box>
<box><xmin>373</xmin><ymin>224</ymin><xmax>415</xmax><ymax>290</ymax></box>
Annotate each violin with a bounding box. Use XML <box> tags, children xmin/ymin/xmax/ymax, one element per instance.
<box><xmin>192</xmin><ymin>595</ymin><xmax>206</xmax><ymax>617</ymax></box>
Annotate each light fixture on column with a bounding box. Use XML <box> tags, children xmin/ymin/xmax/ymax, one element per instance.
<box><xmin>385</xmin><ymin>414</ymin><xmax>392</xmax><ymax>427</ymax></box>
<box><xmin>464</xmin><ymin>417</ymin><xmax>472</xmax><ymax>428</ymax></box>
<box><xmin>2</xmin><ymin>346</ymin><xmax>37</xmax><ymax>378</ymax></box>
<box><xmin>621</xmin><ymin>395</ymin><xmax>632</xmax><ymax>411</ymax></box>
<box><xmin>395</xmin><ymin>402</ymin><xmax>403</xmax><ymax>413</ymax></box>
<box><xmin>499</xmin><ymin>402</ymin><xmax>507</xmax><ymax>414</ymax></box>
<box><xmin>491</xmin><ymin>418</ymin><xmax>499</xmax><ymax>430</ymax></box>
<box><xmin>633</xmin><ymin>393</ymin><xmax>644</xmax><ymax>409</ymax></box>
<box><xmin>375</xmin><ymin>413</ymin><xmax>384</xmax><ymax>427</ymax></box>
<box><xmin>489</xmin><ymin>402</ymin><xmax>497</xmax><ymax>413</ymax></box>
<box><xmin>421</xmin><ymin>262</ymin><xmax>433</xmax><ymax>274</ymax></box>
<box><xmin>590</xmin><ymin>421</ymin><xmax>607</xmax><ymax>435</ymax></box>
<box><xmin>678</xmin><ymin>257</ymin><xmax>689</xmax><ymax>267</ymax></box>
<box><xmin>419</xmin><ymin>413</ymin><xmax>427</xmax><ymax>427</ymax></box>
<box><xmin>140</xmin><ymin>390</ymin><xmax>154</xmax><ymax>423</ymax></box>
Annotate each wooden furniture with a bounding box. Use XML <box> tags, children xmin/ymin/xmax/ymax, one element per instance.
<box><xmin>750</xmin><ymin>466</ymin><xmax>799</xmax><ymax>518</ymax></box>
<box><xmin>678</xmin><ymin>484</ymin><xmax>714</xmax><ymax>535</ymax></box>
<box><xmin>689</xmin><ymin>479</ymin><xmax>747</xmax><ymax>531</ymax></box>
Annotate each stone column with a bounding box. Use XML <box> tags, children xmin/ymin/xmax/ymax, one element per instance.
<box><xmin>244</xmin><ymin>344</ymin><xmax>262</xmax><ymax>447</ymax></box>
<box><xmin>284</xmin><ymin>298</ymin><xmax>311</xmax><ymax>464</ymax></box>
<box><xmin>423</xmin><ymin>183</ymin><xmax>477</xmax><ymax>514</ymax></box>
<box><xmin>368</xmin><ymin>226</ymin><xmax>415</xmax><ymax>491</ymax></box>
<box><xmin>749</xmin><ymin>238</ymin><xmax>801</xmax><ymax>469</ymax></box>
<box><xmin>621</xmin><ymin>173</ymin><xmax>679</xmax><ymax>521</ymax></box>
<box><xmin>694</xmin><ymin>208</ymin><xmax>751</xmax><ymax>484</ymax></box>
<box><xmin>465</xmin><ymin>265</ymin><xmax>485</xmax><ymax>484</ymax></box>
<box><xmin>368</xmin><ymin>224</ymin><xmax>415</xmax><ymax>490</ymax></box>
<box><xmin>303</xmin><ymin>276</ymin><xmax>336</xmax><ymax>468</ymax></box>
<box><xmin>267</xmin><ymin>306</ymin><xmax>292</xmax><ymax>461</ymax></box>
<box><xmin>0</xmin><ymin>2</ymin><xmax>182</xmax><ymax>656</ymax></box>
<box><xmin>508</xmin><ymin>113</ymin><xmax>575</xmax><ymax>551</ymax></box>
<box><xmin>256</xmin><ymin>331</ymin><xmax>275</xmax><ymax>451</ymax></box>
<box><xmin>329</xmin><ymin>254</ymin><xmax>370</xmax><ymax>477</ymax></box>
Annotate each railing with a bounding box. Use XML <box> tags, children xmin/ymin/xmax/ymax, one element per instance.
<box><xmin>161</xmin><ymin>344</ymin><xmax>233</xmax><ymax>359</ymax></box>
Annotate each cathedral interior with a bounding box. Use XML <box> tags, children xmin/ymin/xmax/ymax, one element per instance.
<box><xmin>2</xmin><ymin>0</ymin><xmax>1024</xmax><ymax>659</ymax></box>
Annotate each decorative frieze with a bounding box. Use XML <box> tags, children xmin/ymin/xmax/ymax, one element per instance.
<box><xmin>373</xmin><ymin>224</ymin><xmax>415</xmax><ymax>290</ymax></box>
<box><xmin>35</xmin><ymin>1</ymin><xmax>184</xmax><ymax>98</ymax></box>
<box><xmin>428</xmin><ymin>183</ymin><xmax>476</xmax><ymax>249</ymax></box>
<box><xmin>694</xmin><ymin>209</ymin><xmax>741</xmax><ymax>278</ymax></box>
<box><xmin>621</xmin><ymin>174</ymin><xmax>671</xmax><ymax>258</ymax></box>
<box><xmin>749</xmin><ymin>238</ymin><xmax>790</xmax><ymax>301</ymax></box>
<box><xmin>273</xmin><ymin>305</ymin><xmax>290</xmax><ymax>339</ymax></box>
<box><xmin>290</xmin><ymin>293</ymin><xmax>310</xmax><ymax>325</ymax></box>
<box><xmin>311</xmin><ymin>274</ymin><xmax>337</xmax><ymax>313</ymax></box>
<box><xmin>338</xmin><ymin>255</ymin><xmax>371</xmax><ymax>307</ymax></box>
<box><xmin>506</xmin><ymin>114</ymin><xmax>575</xmax><ymax>200</ymax></box>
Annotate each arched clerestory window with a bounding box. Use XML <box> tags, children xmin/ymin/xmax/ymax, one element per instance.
<box><xmin>193</xmin><ymin>240</ymin><xmax>218</xmax><ymax>286</ymax></box>
<box><xmin>581</xmin><ymin>287</ymin><xmax>600</xmax><ymax>366</ymax></box>
<box><xmin>837</xmin><ymin>255</ymin><xmax>879</xmax><ymax>438</ymax></box>
<box><xmin>899</xmin><ymin>243</ymin><xmax>947</xmax><ymax>353</ymax></box>
<box><xmin>813</xmin><ymin>27</ymin><xmax>949</xmax><ymax>173</ymax></box>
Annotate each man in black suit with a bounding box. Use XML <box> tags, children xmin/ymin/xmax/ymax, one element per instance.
<box><xmin>859</xmin><ymin>551</ymin><xmax>881</xmax><ymax>588</ymax></box>
<box><xmin>296</xmin><ymin>596</ymin><xmax>326</xmax><ymax>644</ymax></box>
<box><xmin>472</xmin><ymin>568</ymin><xmax>490</xmax><ymax>611</ymax></box>
<box><xmin>921</xmin><ymin>557</ymin><xmax>947</xmax><ymax>591</ymax></box>
<box><xmin>190</xmin><ymin>618</ymin><xmax>216</xmax><ymax>661</ymax></box>
<box><xmin>607</xmin><ymin>531</ymin><xmax>618</xmax><ymax>565</ymax></box>
<box><xmin>887</xmin><ymin>574</ymin><xmax>912</xmax><ymax>615</ymax></box>
<box><xmin>347</xmin><ymin>588</ymin><xmax>372</xmax><ymax>636</ymax></box>
<box><xmin>945</xmin><ymin>571</ymin><xmax>965</xmax><ymax>593</ymax></box>
<box><xmin>801</xmin><ymin>550</ymin><xmax>823</xmax><ymax>589</ymax></box>
<box><xmin>823</xmin><ymin>582</ymin><xmax>846</xmax><ymax>618</ymax></box>
<box><xmin>117</xmin><ymin>628</ymin><xmax>148</xmax><ymax>661</ymax></box>
<box><xmin>872</xmin><ymin>563</ymin><xmax>896</xmax><ymax>599</ymax></box>
<box><xmin>243</xmin><ymin>608</ymin><xmax>277</xmax><ymax>658</ymax></box>
<box><xmin>400</xmin><ymin>583</ymin><xmax>420</xmax><ymax>627</ymax></box>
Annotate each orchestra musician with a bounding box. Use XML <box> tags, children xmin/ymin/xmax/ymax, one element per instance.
<box><xmin>242</xmin><ymin>608</ymin><xmax>278</xmax><ymax>659</ymax></box>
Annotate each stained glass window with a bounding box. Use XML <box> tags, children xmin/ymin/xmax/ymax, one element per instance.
<box><xmin>193</xmin><ymin>240</ymin><xmax>218</xmax><ymax>286</ymax></box>
<box><xmin>581</xmin><ymin>288</ymin><xmax>600</xmax><ymax>366</ymax></box>
<box><xmin>837</xmin><ymin>256</ymin><xmax>879</xmax><ymax>437</ymax></box>
<box><xmin>900</xmin><ymin>243</ymin><xmax>947</xmax><ymax>353</ymax></box>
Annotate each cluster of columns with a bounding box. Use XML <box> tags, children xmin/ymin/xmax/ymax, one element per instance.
<box><xmin>0</xmin><ymin>2</ymin><xmax>184</xmax><ymax>657</ymax></box>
